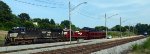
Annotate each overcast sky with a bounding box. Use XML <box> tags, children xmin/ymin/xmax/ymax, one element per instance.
<box><xmin>2</xmin><ymin>0</ymin><xmax>150</xmax><ymax>28</ymax></box>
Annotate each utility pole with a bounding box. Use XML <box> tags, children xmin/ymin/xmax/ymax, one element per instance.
<box><xmin>129</xmin><ymin>24</ymin><xmax>131</xmax><ymax>36</ymax></box>
<box><xmin>133</xmin><ymin>25</ymin><xmax>135</xmax><ymax>35</ymax></box>
<box><xmin>105</xmin><ymin>13</ymin><xmax>107</xmax><ymax>38</ymax></box>
<box><xmin>104</xmin><ymin>13</ymin><xmax>118</xmax><ymax>38</ymax></box>
<box><xmin>68</xmin><ymin>1</ymin><xmax>86</xmax><ymax>44</ymax></box>
<box><xmin>120</xmin><ymin>17</ymin><xmax>122</xmax><ymax>38</ymax></box>
<box><xmin>69</xmin><ymin>1</ymin><xmax>72</xmax><ymax>44</ymax></box>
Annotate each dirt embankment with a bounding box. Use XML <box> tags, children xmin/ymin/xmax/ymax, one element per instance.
<box><xmin>0</xmin><ymin>30</ymin><xmax>7</xmax><ymax>36</ymax></box>
<box><xmin>0</xmin><ymin>31</ymin><xmax>8</xmax><ymax>46</ymax></box>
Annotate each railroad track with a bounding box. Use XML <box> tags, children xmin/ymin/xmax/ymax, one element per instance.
<box><xmin>33</xmin><ymin>36</ymin><xmax>145</xmax><ymax>54</ymax></box>
<box><xmin>0</xmin><ymin>38</ymin><xmax>112</xmax><ymax>54</ymax></box>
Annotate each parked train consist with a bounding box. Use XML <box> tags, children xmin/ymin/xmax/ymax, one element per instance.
<box><xmin>4</xmin><ymin>27</ymin><xmax>106</xmax><ymax>45</ymax></box>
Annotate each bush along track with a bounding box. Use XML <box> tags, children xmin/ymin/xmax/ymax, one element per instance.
<box><xmin>129</xmin><ymin>37</ymin><xmax>150</xmax><ymax>54</ymax></box>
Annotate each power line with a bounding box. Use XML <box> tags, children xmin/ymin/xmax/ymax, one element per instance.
<box><xmin>34</xmin><ymin>0</ymin><xmax>64</xmax><ymax>6</ymax></box>
<box><xmin>71</xmin><ymin>3</ymin><xmax>105</xmax><ymax>20</ymax></box>
<box><xmin>34</xmin><ymin>0</ymin><xmax>67</xmax><ymax>9</ymax></box>
<box><xmin>75</xmin><ymin>9</ymin><xmax>104</xmax><ymax>20</ymax></box>
<box><xmin>79</xmin><ymin>9</ymin><xmax>105</xmax><ymax>19</ymax></box>
<box><xmin>76</xmin><ymin>11</ymin><xmax>100</xmax><ymax>20</ymax></box>
<box><xmin>14</xmin><ymin>0</ymin><xmax>47</xmax><ymax>7</ymax></box>
<box><xmin>70</xmin><ymin>4</ymin><xmax>100</xmax><ymax>20</ymax></box>
<box><xmin>43</xmin><ymin>0</ymin><xmax>54</xmax><ymax>2</ymax></box>
<box><xmin>73</xmin><ymin>4</ymin><xmax>105</xmax><ymax>18</ymax></box>
<box><xmin>34</xmin><ymin>0</ymin><xmax>53</xmax><ymax>4</ymax></box>
<box><xmin>13</xmin><ymin>0</ymin><xmax>56</xmax><ymax>8</ymax></box>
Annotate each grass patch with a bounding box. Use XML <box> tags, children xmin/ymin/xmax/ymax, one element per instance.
<box><xmin>129</xmin><ymin>37</ymin><xmax>150</xmax><ymax>54</ymax></box>
<box><xmin>0</xmin><ymin>35</ymin><xmax>5</xmax><ymax>46</ymax></box>
<box><xmin>108</xmin><ymin>31</ymin><xmax>135</xmax><ymax>38</ymax></box>
<box><xmin>0</xmin><ymin>31</ymin><xmax>7</xmax><ymax>46</ymax></box>
<box><xmin>132</xmin><ymin>44</ymin><xmax>142</xmax><ymax>51</ymax></box>
<box><xmin>142</xmin><ymin>37</ymin><xmax>150</xmax><ymax>49</ymax></box>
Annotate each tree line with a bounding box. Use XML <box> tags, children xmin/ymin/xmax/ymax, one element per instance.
<box><xmin>0</xmin><ymin>1</ymin><xmax>150</xmax><ymax>35</ymax></box>
<box><xmin>0</xmin><ymin>1</ymin><xmax>79</xmax><ymax>30</ymax></box>
<box><xmin>95</xmin><ymin>23</ymin><xmax>150</xmax><ymax>35</ymax></box>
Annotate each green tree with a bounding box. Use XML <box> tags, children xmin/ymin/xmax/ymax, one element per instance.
<box><xmin>135</xmin><ymin>23</ymin><xmax>149</xmax><ymax>35</ymax></box>
<box><xmin>71</xmin><ymin>24</ymin><xmax>78</xmax><ymax>31</ymax></box>
<box><xmin>124</xmin><ymin>26</ymin><xmax>134</xmax><ymax>32</ymax></box>
<box><xmin>60</xmin><ymin>20</ymin><xmax>70</xmax><ymax>29</ymax></box>
<box><xmin>111</xmin><ymin>25</ymin><xmax>126</xmax><ymax>32</ymax></box>
<box><xmin>54</xmin><ymin>24</ymin><xmax>62</xmax><ymax>29</ymax></box>
<box><xmin>18</xmin><ymin>13</ymin><xmax>30</xmax><ymax>21</ymax></box>
<box><xmin>0</xmin><ymin>1</ymin><xmax>13</xmax><ymax>23</ymax></box>
<box><xmin>60</xmin><ymin>20</ymin><xmax>79</xmax><ymax>30</ymax></box>
<box><xmin>39</xmin><ymin>23</ymin><xmax>50</xmax><ymax>29</ymax></box>
<box><xmin>0</xmin><ymin>1</ymin><xmax>21</xmax><ymax>30</ymax></box>
<box><xmin>41</xmin><ymin>18</ymin><xmax>50</xmax><ymax>24</ymax></box>
<box><xmin>95</xmin><ymin>26</ymin><xmax>107</xmax><ymax>31</ymax></box>
<box><xmin>32</xmin><ymin>18</ymin><xmax>52</xmax><ymax>28</ymax></box>
<box><xmin>4</xmin><ymin>22</ymin><xmax>18</xmax><ymax>30</ymax></box>
<box><xmin>111</xmin><ymin>25</ymin><xmax>121</xmax><ymax>31</ymax></box>
<box><xmin>0</xmin><ymin>23</ymin><xmax>4</xmax><ymax>30</ymax></box>
<box><xmin>23</xmin><ymin>21</ymin><xmax>34</xmax><ymax>28</ymax></box>
<box><xmin>32</xmin><ymin>18</ymin><xmax>41</xmax><ymax>22</ymax></box>
<box><xmin>50</xmin><ymin>19</ymin><xmax>55</xmax><ymax>25</ymax></box>
<box><xmin>38</xmin><ymin>18</ymin><xmax>51</xmax><ymax>28</ymax></box>
<box><xmin>148</xmin><ymin>24</ymin><xmax>150</xmax><ymax>35</ymax></box>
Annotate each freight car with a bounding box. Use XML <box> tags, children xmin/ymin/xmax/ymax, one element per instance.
<box><xmin>4</xmin><ymin>27</ymin><xmax>106</xmax><ymax>45</ymax></box>
<box><xmin>64</xmin><ymin>30</ymin><xmax>106</xmax><ymax>40</ymax></box>
<box><xmin>81</xmin><ymin>27</ymin><xmax>106</xmax><ymax>39</ymax></box>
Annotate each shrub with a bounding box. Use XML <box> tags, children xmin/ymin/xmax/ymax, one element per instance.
<box><xmin>132</xmin><ymin>44</ymin><xmax>142</xmax><ymax>51</ymax></box>
<box><xmin>142</xmin><ymin>37</ymin><xmax>150</xmax><ymax>49</ymax></box>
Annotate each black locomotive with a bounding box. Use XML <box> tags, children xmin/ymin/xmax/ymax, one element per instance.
<box><xmin>5</xmin><ymin>27</ymin><xmax>65</xmax><ymax>45</ymax></box>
